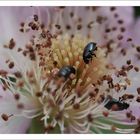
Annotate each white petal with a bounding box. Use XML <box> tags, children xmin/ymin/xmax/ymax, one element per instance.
<box><xmin>0</xmin><ymin>116</ymin><xmax>31</xmax><ymax>134</ymax></box>
<box><xmin>0</xmin><ymin>86</ymin><xmax>38</xmax><ymax>133</ymax></box>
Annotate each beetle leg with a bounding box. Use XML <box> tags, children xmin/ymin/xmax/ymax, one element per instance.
<box><xmin>93</xmin><ymin>53</ymin><xmax>96</xmax><ymax>57</ymax></box>
<box><xmin>90</xmin><ymin>51</ymin><xmax>96</xmax><ymax>57</ymax></box>
<box><xmin>94</xmin><ymin>47</ymin><xmax>98</xmax><ymax>51</ymax></box>
<box><xmin>119</xmin><ymin>97</ymin><xmax>123</xmax><ymax>101</ymax></box>
<box><xmin>89</xmin><ymin>54</ymin><xmax>93</xmax><ymax>59</ymax></box>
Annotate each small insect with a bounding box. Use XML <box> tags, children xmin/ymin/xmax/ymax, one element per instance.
<box><xmin>58</xmin><ymin>66</ymin><xmax>76</xmax><ymax>80</ymax></box>
<box><xmin>83</xmin><ymin>42</ymin><xmax>97</xmax><ymax>64</ymax></box>
<box><xmin>104</xmin><ymin>98</ymin><xmax>129</xmax><ymax>111</ymax></box>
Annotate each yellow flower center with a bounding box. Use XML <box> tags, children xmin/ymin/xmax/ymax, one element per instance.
<box><xmin>39</xmin><ymin>34</ymin><xmax>108</xmax><ymax>96</ymax></box>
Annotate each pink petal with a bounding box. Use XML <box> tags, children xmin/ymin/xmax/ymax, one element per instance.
<box><xmin>0</xmin><ymin>86</ymin><xmax>37</xmax><ymax>133</ymax></box>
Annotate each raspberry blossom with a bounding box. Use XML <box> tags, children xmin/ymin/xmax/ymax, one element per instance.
<box><xmin>0</xmin><ymin>7</ymin><xmax>140</xmax><ymax>134</ymax></box>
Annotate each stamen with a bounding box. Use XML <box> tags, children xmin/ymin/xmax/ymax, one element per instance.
<box><xmin>14</xmin><ymin>94</ymin><xmax>20</xmax><ymax>100</ymax></box>
<box><xmin>137</xmin><ymin>87</ymin><xmax>140</xmax><ymax>95</ymax></box>
<box><xmin>1</xmin><ymin>114</ymin><xmax>13</xmax><ymax>121</ymax></box>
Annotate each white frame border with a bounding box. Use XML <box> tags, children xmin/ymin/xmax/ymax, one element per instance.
<box><xmin>0</xmin><ymin>1</ymin><xmax>139</xmax><ymax>6</ymax></box>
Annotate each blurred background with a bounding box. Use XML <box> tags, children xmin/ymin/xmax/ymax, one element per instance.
<box><xmin>134</xmin><ymin>7</ymin><xmax>140</xmax><ymax>18</ymax></box>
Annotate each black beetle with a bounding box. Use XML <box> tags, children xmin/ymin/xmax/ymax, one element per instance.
<box><xmin>104</xmin><ymin>98</ymin><xmax>129</xmax><ymax>111</ymax></box>
<box><xmin>58</xmin><ymin>66</ymin><xmax>76</xmax><ymax>80</ymax></box>
<box><xmin>83</xmin><ymin>42</ymin><xmax>97</xmax><ymax>64</ymax></box>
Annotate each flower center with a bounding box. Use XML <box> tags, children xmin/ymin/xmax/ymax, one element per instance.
<box><xmin>32</xmin><ymin>33</ymin><xmax>109</xmax><ymax>133</ymax></box>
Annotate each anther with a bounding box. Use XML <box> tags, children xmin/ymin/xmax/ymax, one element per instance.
<box><xmin>9</xmin><ymin>38</ymin><xmax>16</xmax><ymax>49</ymax></box>
<box><xmin>77</xmin><ymin>24</ymin><xmax>82</xmax><ymax>30</ymax></box>
<box><xmin>110</xmin><ymin>7</ymin><xmax>116</xmax><ymax>11</ymax></box>
<box><xmin>136</xmin><ymin>97</ymin><xmax>140</xmax><ymax>102</ymax></box>
<box><xmin>127</xmin><ymin>38</ymin><xmax>132</xmax><ymax>42</ymax></box>
<box><xmin>136</xmin><ymin>46</ymin><xmax>140</xmax><ymax>53</ymax></box>
<box><xmin>20</xmin><ymin>22</ymin><xmax>25</xmax><ymax>27</ymax></box>
<box><xmin>120</xmin><ymin>27</ymin><xmax>126</xmax><ymax>32</ymax></box>
<box><xmin>137</xmin><ymin>87</ymin><xmax>140</xmax><ymax>94</ymax></box>
<box><xmin>36</xmin><ymin>91</ymin><xmax>43</xmax><ymax>97</ymax></box>
<box><xmin>117</xmin><ymin>34</ymin><xmax>123</xmax><ymax>40</ymax></box>
<box><xmin>17</xmin><ymin>103</ymin><xmax>24</xmax><ymax>109</ymax></box>
<box><xmin>45</xmin><ymin>125</ymin><xmax>54</xmax><ymax>133</ymax></box>
<box><xmin>55</xmin><ymin>24</ymin><xmax>61</xmax><ymax>30</ymax></box>
<box><xmin>126</xmin><ymin>60</ymin><xmax>131</xmax><ymax>65</ymax></box>
<box><xmin>102</xmin><ymin>111</ymin><xmax>109</xmax><ymax>117</ymax></box>
<box><xmin>8</xmin><ymin>62</ymin><xmax>14</xmax><ymax>69</ymax></box>
<box><xmin>14</xmin><ymin>71</ymin><xmax>22</xmax><ymax>78</ymax></box>
<box><xmin>66</xmin><ymin>25</ymin><xmax>71</xmax><ymax>30</ymax></box>
<box><xmin>1</xmin><ymin>114</ymin><xmax>13</xmax><ymax>121</ymax></box>
<box><xmin>14</xmin><ymin>94</ymin><xmax>20</xmax><ymax>100</ymax></box>
<box><xmin>70</xmin><ymin>12</ymin><xmax>74</xmax><ymax>18</ymax></box>
<box><xmin>73</xmin><ymin>103</ymin><xmax>80</xmax><ymax>109</ymax></box>
<box><xmin>87</xmin><ymin>114</ymin><xmax>93</xmax><ymax>122</ymax></box>
<box><xmin>118</xmin><ymin>19</ymin><xmax>124</xmax><ymax>24</ymax></box>
<box><xmin>134</xmin><ymin>67</ymin><xmax>139</xmax><ymax>72</ymax></box>
<box><xmin>33</xmin><ymin>14</ymin><xmax>38</xmax><ymax>22</ymax></box>
<box><xmin>111</xmin><ymin>125</ymin><xmax>116</xmax><ymax>132</ymax></box>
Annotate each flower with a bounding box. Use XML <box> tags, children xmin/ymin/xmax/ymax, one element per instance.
<box><xmin>0</xmin><ymin>6</ymin><xmax>140</xmax><ymax>134</ymax></box>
